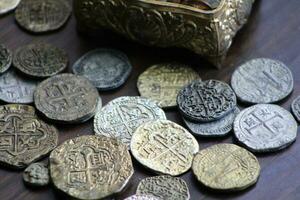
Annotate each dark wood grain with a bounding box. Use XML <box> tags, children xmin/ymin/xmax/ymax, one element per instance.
<box><xmin>1</xmin><ymin>1</ymin><xmax>300</xmax><ymax>199</ymax></box>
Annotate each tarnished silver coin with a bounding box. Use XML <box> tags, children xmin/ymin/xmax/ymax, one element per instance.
<box><xmin>183</xmin><ymin>107</ymin><xmax>240</xmax><ymax>137</ymax></box>
<box><xmin>0</xmin><ymin>44</ymin><xmax>12</xmax><ymax>74</ymax></box>
<box><xmin>231</xmin><ymin>58</ymin><xmax>294</xmax><ymax>104</ymax></box>
<box><xmin>136</xmin><ymin>176</ymin><xmax>190</xmax><ymax>200</ymax></box>
<box><xmin>72</xmin><ymin>48</ymin><xmax>132</xmax><ymax>91</ymax></box>
<box><xmin>234</xmin><ymin>104</ymin><xmax>297</xmax><ymax>152</ymax></box>
<box><xmin>0</xmin><ymin>0</ymin><xmax>21</xmax><ymax>15</ymax></box>
<box><xmin>23</xmin><ymin>162</ymin><xmax>49</xmax><ymax>187</ymax></box>
<box><xmin>291</xmin><ymin>96</ymin><xmax>300</xmax><ymax>123</ymax></box>
<box><xmin>177</xmin><ymin>79</ymin><xmax>237</xmax><ymax>122</ymax></box>
<box><xmin>124</xmin><ymin>194</ymin><xmax>161</xmax><ymax>200</ymax></box>
<box><xmin>94</xmin><ymin>96</ymin><xmax>166</xmax><ymax>148</ymax></box>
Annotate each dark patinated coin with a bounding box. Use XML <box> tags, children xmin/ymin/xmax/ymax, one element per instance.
<box><xmin>0</xmin><ymin>0</ymin><xmax>21</xmax><ymax>15</ymax></box>
<box><xmin>23</xmin><ymin>162</ymin><xmax>49</xmax><ymax>187</ymax></box>
<box><xmin>0</xmin><ymin>44</ymin><xmax>12</xmax><ymax>74</ymax></box>
<box><xmin>291</xmin><ymin>96</ymin><xmax>300</xmax><ymax>123</ymax></box>
<box><xmin>72</xmin><ymin>48</ymin><xmax>132</xmax><ymax>91</ymax></box>
<box><xmin>15</xmin><ymin>0</ymin><xmax>71</xmax><ymax>33</ymax></box>
<box><xmin>13</xmin><ymin>43</ymin><xmax>68</xmax><ymax>78</ymax></box>
<box><xmin>177</xmin><ymin>80</ymin><xmax>237</xmax><ymax>122</ymax></box>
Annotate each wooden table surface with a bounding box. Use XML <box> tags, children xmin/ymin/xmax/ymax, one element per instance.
<box><xmin>1</xmin><ymin>1</ymin><xmax>300</xmax><ymax>200</ymax></box>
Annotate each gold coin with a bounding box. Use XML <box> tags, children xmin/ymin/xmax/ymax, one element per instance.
<box><xmin>192</xmin><ymin>143</ymin><xmax>260</xmax><ymax>191</ymax></box>
<box><xmin>137</xmin><ymin>63</ymin><xmax>200</xmax><ymax>108</ymax></box>
<box><xmin>50</xmin><ymin>135</ymin><xmax>134</xmax><ymax>200</ymax></box>
<box><xmin>131</xmin><ymin>120</ymin><xmax>199</xmax><ymax>176</ymax></box>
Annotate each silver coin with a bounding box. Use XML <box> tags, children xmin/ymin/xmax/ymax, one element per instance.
<box><xmin>234</xmin><ymin>104</ymin><xmax>297</xmax><ymax>152</ymax></box>
<box><xmin>0</xmin><ymin>44</ymin><xmax>12</xmax><ymax>74</ymax></box>
<box><xmin>183</xmin><ymin>107</ymin><xmax>240</xmax><ymax>137</ymax></box>
<box><xmin>23</xmin><ymin>162</ymin><xmax>49</xmax><ymax>187</ymax></box>
<box><xmin>72</xmin><ymin>48</ymin><xmax>132</xmax><ymax>91</ymax></box>
<box><xmin>0</xmin><ymin>0</ymin><xmax>21</xmax><ymax>15</ymax></box>
<box><xmin>124</xmin><ymin>194</ymin><xmax>161</xmax><ymax>200</ymax></box>
<box><xmin>291</xmin><ymin>95</ymin><xmax>300</xmax><ymax>123</ymax></box>
<box><xmin>231</xmin><ymin>58</ymin><xmax>294</xmax><ymax>104</ymax></box>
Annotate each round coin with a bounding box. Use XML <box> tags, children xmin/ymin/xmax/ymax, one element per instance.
<box><xmin>124</xmin><ymin>194</ymin><xmax>161</xmax><ymax>200</ymax></box>
<box><xmin>15</xmin><ymin>0</ymin><xmax>71</xmax><ymax>33</ymax></box>
<box><xmin>177</xmin><ymin>79</ymin><xmax>237</xmax><ymax>122</ymax></box>
<box><xmin>291</xmin><ymin>95</ymin><xmax>300</xmax><ymax>123</ymax></box>
<box><xmin>231</xmin><ymin>58</ymin><xmax>294</xmax><ymax>104</ymax></box>
<box><xmin>234</xmin><ymin>104</ymin><xmax>297</xmax><ymax>152</ymax></box>
<box><xmin>131</xmin><ymin>120</ymin><xmax>199</xmax><ymax>176</ymax></box>
<box><xmin>23</xmin><ymin>162</ymin><xmax>49</xmax><ymax>187</ymax></box>
<box><xmin>136</xmin><ymin>176</ymin><xmax>190</xmax><ymax>200</ymax></box>
<box><xmin>50</xmin><ymin>135</ymin><xmax>134</xmax><ymax>200</ymax></box>
<box><xmin>137</xmin><ymin>63</ymin><xmax>200</xmax><ymax>108</ymax></box>
<box><xmin>72</xmin><ymin>48</ymin><xmax>132</xmax><ymax>91</ymax></box>
<box><xmin>192</xmin><ymin>143</ymin><xmax>260</xmax><ymax>191</ymax></box>
<box><xmin>13</xmin><ymin>43</ymin><xmax>68</xmax><ymax>78</ymax></box>
<box><xmin>0</xmin><ymin>44</ymin><xmax>12</xmax><ymax>74</ymax></box>
<box><xmin>0</xmin><ymin>0</ymin><xmax>21</xmax><ymax>15</ymax></box>
<box><xmin>94</xmin><ymin>96</ymin><xmax>166</xmax><ymax>148</ymax></box>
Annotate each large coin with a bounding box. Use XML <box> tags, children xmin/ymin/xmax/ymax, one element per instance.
<box><xmin>0</xmin><ymin>105</ymin><xmax>58</xmax><ymax>169</ymax></box>
<box><xmin>34</xmin><ymin>73</ymin><xmax>99</xmax><ymax>124</ymax></box>
<box><xmin>231</xmin><ymin>58</ymin><xmax>294</xmax><ymax>104</ymax></box>
<box><xmin>124</xmin><ymin>194</ymin><xmax>161</xmax><ymax>200</ymax></box>
<box><xmin>192</xmin><ymin>143</ymin><xmax>260</xmax><ymax>191</ymax></box>
<box><xmin>94</xmin><ymin>96</ymin><xmax>166</xmax><ymax>148</ymax></box>
<box><xmin>177</xmin><ymin>79</ymin><xmax>237</xmax><ymax>122</ymax></box>
<box><xmin>291</xmin><ymin>95</ymin><xmax>300</xmax><ymax>123</ymax></box>
<box><xmin>50</xmin><ymin>135</ymin><xmax>134</xmax><ymax>200</ymax></box>
<box><xmin>13</xmin><ymin>43</ymin><xmax>68</xmax><ymax>78</ymax></box>
<box><xmin>0</xmin><ymin>0</ymin><xmax>20</xmax><ymax>15</ymax></box>
<box><xmin>23</xmin><ymin>162</ymin><xmax>49</xmax><ymax>187</ymax></box>
<box><xmin>131</xmin><ymin>120</ymin><xmax>199</xmax><ymax>176</ymax></box>
<box><xmin>72</xmin><ymin>48</ymin><xmax>132</xmax><ymax>91</ymax></box>
<box><xmin>234</xmin><ymin>104</ymin><xmax>297</xmax><ymax>152</ymax></box>
<box><xmin>0</xmin><ymin>44</ymin><xmax>12</xmax><ymax>74</ymax></box>
<box><xmin>15</xmin><ymin>0</ymin><xmax>71</xmax><ymax>33</ymax></box>
<box><xmin>137</xmin><ymin>63</ymin><xmax>200</xmax><ymax>108</ymax></box>
<box><xmin>136</xmin><ymin>176</ymin><xmax>190</xmax><ymax>200</ymax></box>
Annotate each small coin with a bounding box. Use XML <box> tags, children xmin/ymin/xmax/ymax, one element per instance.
<box><xmin>50</xmin><ymin>135</ymin><xmax>134</xmax><ymax>200</ymax></box>
<box><xmin>291</xmin><ymin>95</ymin><xmax>300</xmax><ymax>123</ymax></box>
<box><xmin>15</xmin><ymin>0</ymin><xmax>71</xmax><ymax>33</ymax></box>
<box><xmin>177</xmin><ymin>79</ymin><xmax>237</xmax><ymax>122</ymax></box>
<box><xmin>124</xmin><ymin>194</ymin><xmax>161</xmax><ymax>200</ymax></box>
<box><xmin>234</xmin><ymin>104</ymin><xmax>297</xmax><ymax>152</ymax></box>
<box><xmin>23</xmin><ymin>162</ymin><xmax>49</xmax><ymax>187</ymax></box>
<box><xmin>72</xmin><ymin>48</ymin><xmax>132</xmax><ymax>91</ymax></box>
<box><xmin>13</xmin><ymin>43</ymin><xmax>68</xmax><ymax>78</ymax></box>
<box><xmin>136</xmin><ymin>176</ymin><xmax>190</xmax><ymax>200</ymax></box>
<box><xmin>131</xmin><ymin>120</ymin><xmax>199</xmax><ymax>176</ymax></box>
<box><xmin>0</xmin><ymin>44</ymin><xmax>12</xmax><ymax>74</ymax></box>
<box><xmin>192</xmin><ymin>143</ymin><xmax>260</xmax><ymax>191</ymax></box>
<box><xmin>94</xmin><ymin>96</ymin><xmax>166</xmax><ymax>148</ymax></box>
<box><xmin>231</xmin><ymin>58</ymin><xmax>294</xmax><ymax>104</ymax></box>
<box><xmin>137</xmin><ymin>63</ymin><xmax>200</xmax><ymax>108</ymax></box>
<box><xmin>0</xmin><ymin>0</ymin><xmax>21</xmax><ymax>15</ymax></box>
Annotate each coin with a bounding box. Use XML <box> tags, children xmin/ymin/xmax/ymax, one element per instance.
<box><xmin>94</xmin><ymin>96</ymin><xmax>166</xmax><ymax>148</ymax></box>
<box><xmin>0</xmin><ymin>0</ymin><xmax>21</xmax><ymax>15</ymax></box>
<box><xmin>183</xmin><ymin>107</ymin><xmax>240</xmax><ymax>137</ymax></box>
<box><xmin>231</xmin><ymin>58</ymin><xmax>294</xmax><ymax>104</ymax></box>
<box><xmin>136</xmin><ymin>176</ymin><xmax>190</xmax><ymax>200</ymax></box>
<box><xmin>177</xmin><ymin>79</ymin><xmax>237</xmax><ymax>122</ymax></box>
<box><xmin>0</xmin><ymin>44</ymin><xmax>12</xmax><ymax>74</ymax></box>
<box><xmin>15</xmin><ymin>0</ymin><xmax>71</xmax><ymax>33</ymax></box>
<box><xmin>137</xmin><ymin>63</ymin><xmax>200</xmax><ymax>108</ymax></box>
<box><xmin>131</xmin><ymin>120</ymin><xmax>199</xmax><ymax>176</ymax></box>
<box><xmin>50</xmin><ymin>135</ymin><xmax>134</xmax><ymax>200</ymax></box>
<box><xmin>234</xmin><ymin>104</ymin><xmax>297</xmax><ymax>152</ymax></box>
<box><xmin>0</xmin><ymin>104</ymin><xmax>58</xmax><ymax>169</ymax></box>
<box><xmin>72</xmin><ymin>48</ymin><xmax>132</xmax><ymax>91</ymax></box>
<box><xmin>23</xmin><ymin>162</ymin><xmax>49</xmax><ymax>187</ymax></box>
<box><xmin>291</xmin><ymin>95</ymin><xmax>300</xmax><ymax>123</ymax></box>
<box><xmin>192</xmin><ymin>143</ymin><xmax>260</xmax><ymax>191</ymax></box>
<box><xmin>124</xmin><ymin>194</ymin><xmax>161</xmax><ymax>200</ymax></box>
<box><xmin>13</xmin><ymin>43</ymin><xmax>68</xmax><ymax>78</ymax></box>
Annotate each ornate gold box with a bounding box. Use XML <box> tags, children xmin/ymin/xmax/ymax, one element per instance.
<box><xmin>74</xmin><ymin>0</ymin><xmax>255</xmax><ymax>67</ymax></box>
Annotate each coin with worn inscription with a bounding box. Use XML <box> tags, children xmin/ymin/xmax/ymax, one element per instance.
<box><xmin>137</xmin><ymin>63</ymin><xmax>200</xmax><ymax>108</ymax></box>
<box><xmin>177</xmin><ymin>79</ymin><xmax>237</xmax><ymax>122</ymax></box>
<box><xmin>234</xmin><ymin>104</ymin><xmax>297</xmax><ymax>152</ymax></box>
<box><xmin>34</xmin><ymin>73</ymin><xmax>99</xmax><ymax>124</ymax></box>
<box><xmin>72</xmin><ymin>48</ymin><xmax>132</xmax><ymax>91</ymax></box>
<box><xmin>50</xmin><ymin>135</ymin><xmax>134</xmax><ymax>200</ymax></box>
<box><xmin>13</xmin><ymin>43</ymin><xmax>68</xmax><ymax>78</ymax></box>
<box><xmin>23</xmin><ymin>162</ymin><xmax>49</xmax><ymax>187</ymax></box>
<box><xmin>15</xmin><ymin>0</ymin><xmax>71</xmax><ymax>33</ymax></box>
<box><xmin>94</xmin><ymin>96</ymin><xmax>166</xmax><ymax>148</ymax></box>
<box><xmin>124</xmin><ymin>194</ymin><xmax>161</xmax><ymax>200</ymax></box>
<box><xmin>131</xmin><ymin>120</ymin><xmax>199</xmax><ymax>176</ymax></box>
<box><xmin>291</xmin><ymin>96</ymin><xmax>300</xmax><ymax>123</ymax></box>
<box><xmin>0</xmin><ymin>0</ymin><xmax>21</xmax><ymax>15</ymax></box>
<box><xmin>231</xmin><ymin>58</ymin><xmax>294</xmax><ymax>104</ymax></box>
<box><xmin>136</xmin><ymin>176</ymin><xmax>190</xmax><ymax>200</ymax></box>
<box><xmin>192</xmin><ymin>144</ymin><xmax>260</xmax><ymax>191</ymax></box>
<box><xmin>0</xmin><ymin>44</ymin><xmax>12</xmax><ymax>74</ymax></box>
<box><xmin>0</xmin><ymin>105</ymin><xmax>58</xmax><ymax>169</ymax></box>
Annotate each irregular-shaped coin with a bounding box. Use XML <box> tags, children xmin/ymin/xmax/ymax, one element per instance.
<box><xmin>231</xmin><ymin>58</ymin><xmax>294</xmax><ymax>104</ymax></box>
<box><xmin>0</xmin><ymin>0</ymin><xmax>21</xmax><ymax>15</ymax></box>
<box><xmin>94</xmin><ymin>96</ymin><xmax>166</xmax><ymax>148</ymax></box>
<box><xmin>137</xmin><ymin>63</ymin><xmax>200</xmax><ymax>108</ymax></box>
<box><xmin>72</xmin><ymin>48</ymin><xmax>132</xmax><ymax>91</ymax></box>
<box><xmin>136</xmin><ymin>176</ymin><xmax>190</xmax><ymax>200</ymax></box>
<box><xmin>0</xmin><ymin>44</ymin><xmax>12</xmax><ymax>74</ymax></box>
<box><xmin>124</xmin><ymin>194</ymin><xmax>161</xmax><ymax>200</ymax></box>
<box><xmin>291</xmin><ymin>95</ymin><xmax>300</xmax><ymax>123</ymax></box>
<box><xmin>23</xmin><ymin>162</ymin><xmax>49</xmax><ymax>187</ymax></box>
<box><xmin>50</xmin><ymin>135</ymin><xmax>134</xmax><ymax>200</ymax></box>
<box><xmin>234</xmin><ymin>104</ymin><xmax>297</xmax><ymax>152</ymax></box>
<box><xmin>131</xmin><ymin>120</ymin><xmax>199</xmax><ymax>176</ymax></box>
<box><xmin>192</xmin><ymin>144</ymin><xmax>260</xmax><ymax>191</ymax></box>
